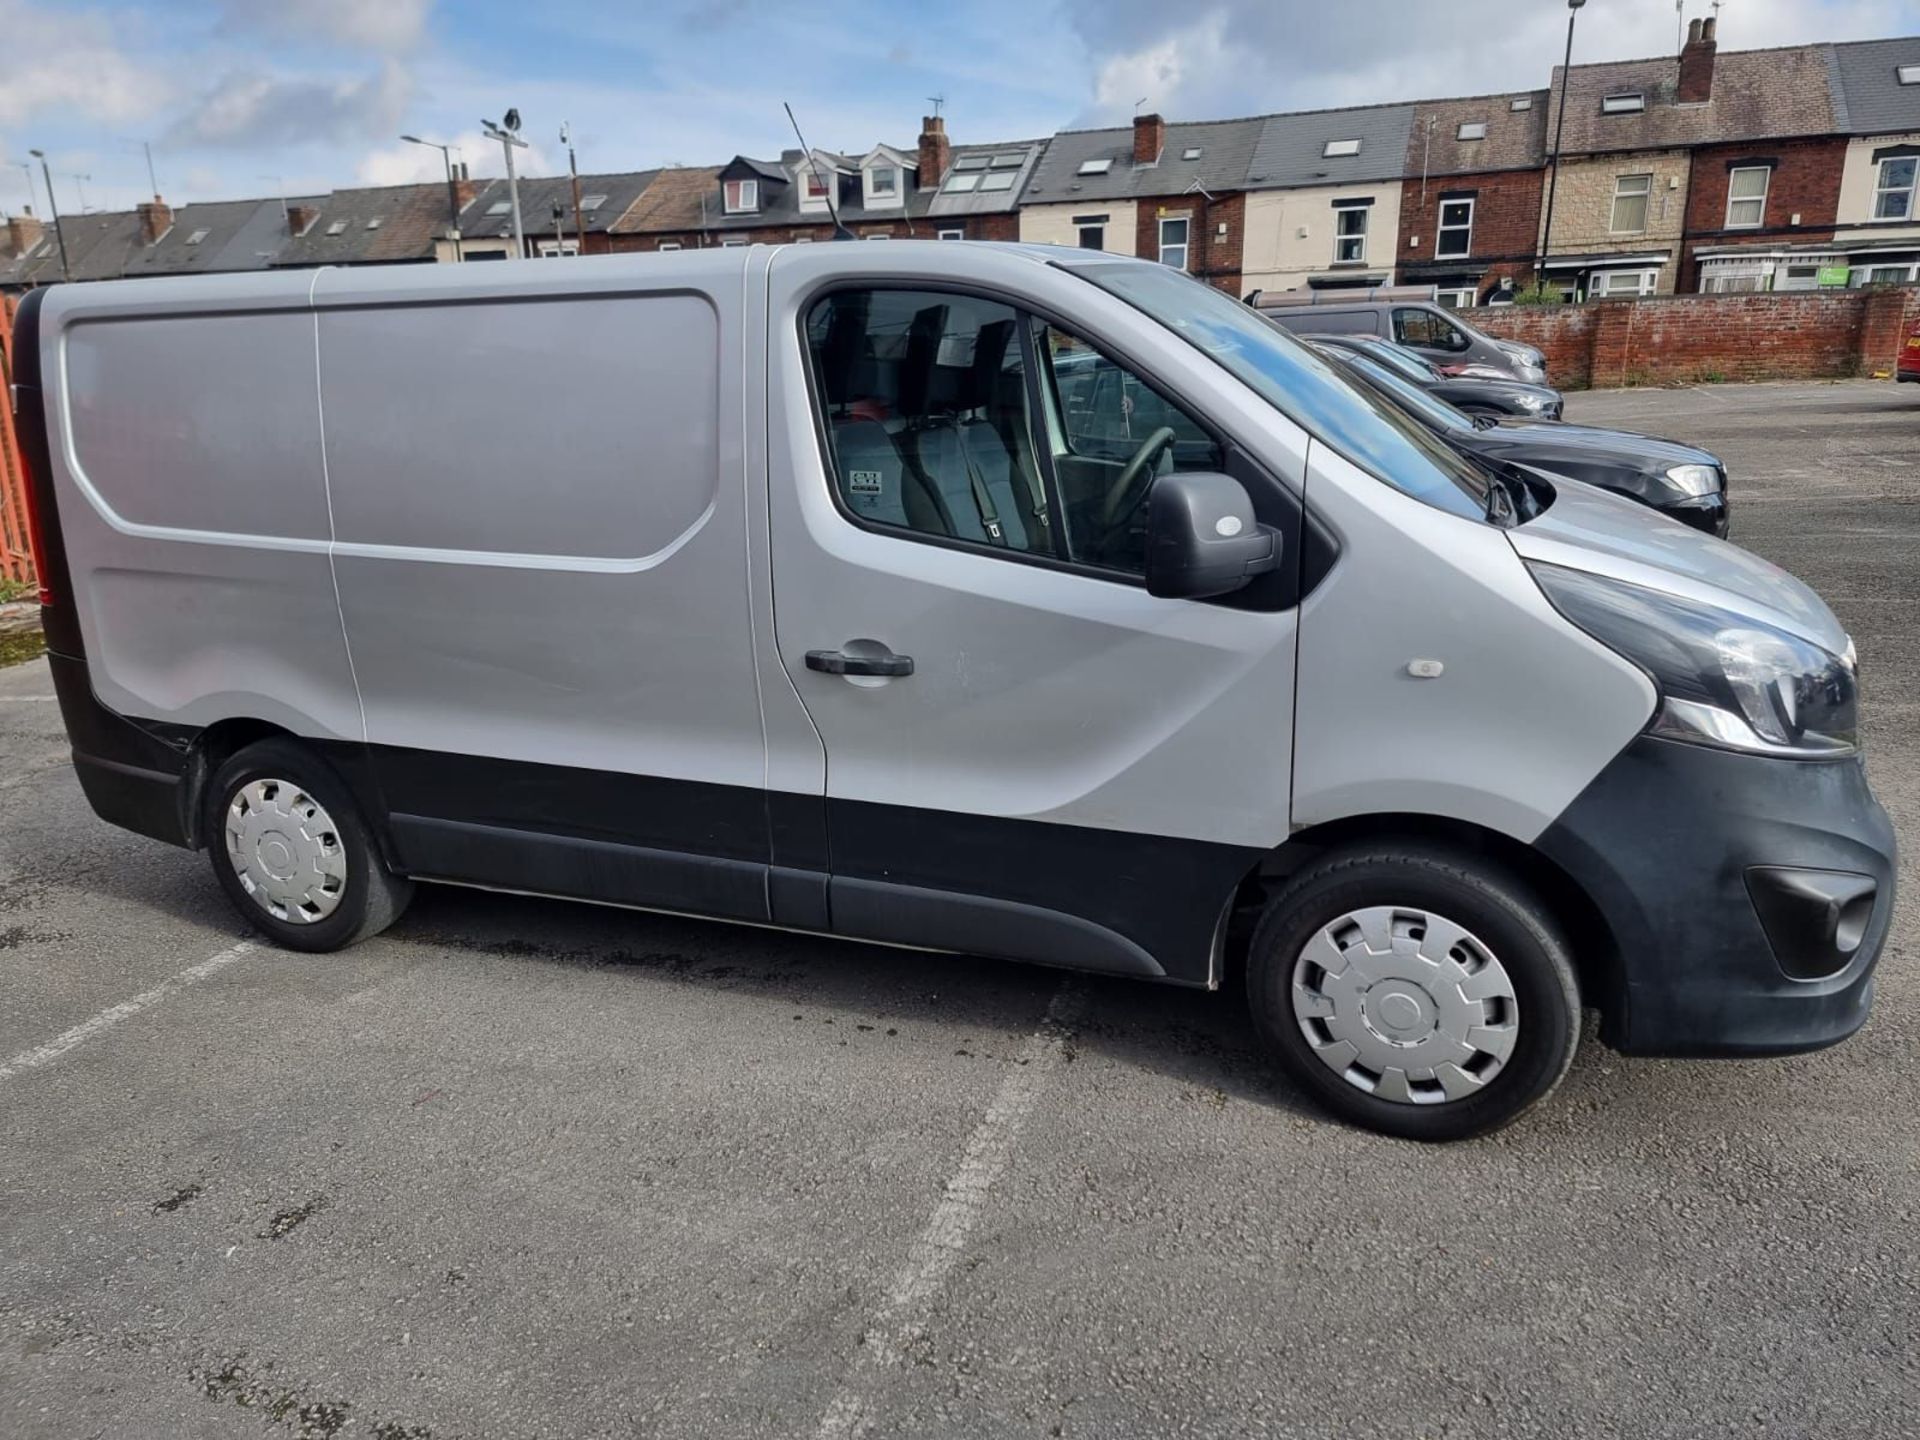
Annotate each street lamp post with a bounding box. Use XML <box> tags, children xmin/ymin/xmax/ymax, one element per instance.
<box><xmin>401</xmin><ymin>134</ymin><xmax>465</xmax><ymax>262</ymax></box>
<box><xmin>481</xmin><ymin>111</ymin><xmax>528</xmax><ymax>258</ymax></box>
<box><xmin>1535</xmin><ymin>0</ymin><xmax>1587</xmax><ymax>299</ymax></box>
<box><xmin>27</xmin><ymin>150</ymin><xmax>71</xmax><ymax>281</ymax></box>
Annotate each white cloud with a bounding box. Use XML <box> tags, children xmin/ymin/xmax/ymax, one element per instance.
<box><xmin>0</xmin><ymin>0</ymin><xmax>166</xmax><ymax>128</ymax></box>
<box><xmin>1092</xmin><ymin>14</ymin><xmax>1228</xmax><ymax>117</ymax></box>
<box><xmin>356</xmin><ymin>127</ymin><xmax>553</xmax><ymax>186</ymax></box>
<box><xmin>169</xmin><ymin>59</ymin><xmax>414</xmax><ymax>149</ymax></box>
<box><xmin>220</xmin><ymin>0</ymin><xmax>434</xmax><ymax>53</ymax></box>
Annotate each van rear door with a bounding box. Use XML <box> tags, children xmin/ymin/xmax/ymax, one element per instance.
<box><xmin>760</xmin><ymin>247</ymin><xmax>1306</xmax><ymax>984</ymax></box>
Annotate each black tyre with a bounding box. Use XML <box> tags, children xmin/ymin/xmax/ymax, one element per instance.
<box><xmin>203</xmin><ymin>738</ymin><xmax>413</xmax><ymax>952</ymax></box>
<box><xmin>1247</xmin><ymin>843</ymin><xmax>1580</xmax><ymax>1142</ymax></box>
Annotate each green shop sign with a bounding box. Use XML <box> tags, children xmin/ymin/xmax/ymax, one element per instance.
<box><xmin>1816</xmin><ymin>266</ymin><xmax>1851</xmax><ymax>287</ymax></box>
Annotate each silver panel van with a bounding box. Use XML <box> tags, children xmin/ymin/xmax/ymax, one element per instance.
<box><xmin>13</xmin><ymin>245</ymin><xmax>1894</xmax><ymax>1139</ymax></box>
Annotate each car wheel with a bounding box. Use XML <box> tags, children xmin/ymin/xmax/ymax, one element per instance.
<box><xmin>204</xmin><ymin>738</ymin><xmax>413</xmax><ymax>952</ymax></box>
<box><xmin>1247</xmin><ymin>843</ymin><xmax>1580</xmax><ymax>1142</ymax></box>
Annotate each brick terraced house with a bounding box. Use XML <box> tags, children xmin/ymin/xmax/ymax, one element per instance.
<box><xmin>1396</xmin><ymin>90</ymin><xmax>1549</xmax><ymax>306</ymax></box>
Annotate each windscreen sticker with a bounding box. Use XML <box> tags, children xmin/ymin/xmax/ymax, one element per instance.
<box><xmin>847</xmin><ymin>469</ymin><xmax>885</xmax><ymax>494</ymax></box>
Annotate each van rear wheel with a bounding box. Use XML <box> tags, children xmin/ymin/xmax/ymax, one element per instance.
<box><xmin>1247</xmin><ymin>843</ymin><xmax>1579</xmax><ymax>1141</ymax></box>
<box><xmin>204</xmin><ymin>738</ymin><xmax>413</xmax><ymax>952</ymax></box>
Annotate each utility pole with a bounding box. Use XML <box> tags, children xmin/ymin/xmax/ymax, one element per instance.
<box><xmin>481</xmin><ymin>110</ymin><xmax>528</xmax><ymax>258</ymax></box>
<box><xmin>1535</xmin><ymin>0</ymin><xmax>1587</xmax><ymax>298</ymax></box>
<box><xmin>561</xmin><ymin>121</ymin><xmax>584</xmax><ymax>253</ymax></box>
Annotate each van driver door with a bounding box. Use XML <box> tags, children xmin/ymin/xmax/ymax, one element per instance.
<box><xmin>757</xmin><ymin>249</ymin><xmax>1309</xmax><ymax>985</ymax></box>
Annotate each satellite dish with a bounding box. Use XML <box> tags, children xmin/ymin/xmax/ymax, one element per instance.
<box><xmin>504</xmin><ymin>108</ymin><xmax>522</xmax><ymax>133</ymax></box>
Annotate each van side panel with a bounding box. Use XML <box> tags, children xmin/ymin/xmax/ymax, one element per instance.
<box><xmin>45</xmin><ymin>297</ymin><xmax>363</xmax><ymax>743</ymax></box>
<box><xmin>315</xmin><ymin>276</ymin><xmax>771</xmax><ymax>896</ymax></box>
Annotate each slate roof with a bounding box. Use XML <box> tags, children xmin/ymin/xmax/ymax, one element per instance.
<box><xmin>1246</xmin><ymin>103</ymin><xmax>1420</xmax><ymax>190</ymax></box>
<box><xmin>1545</xmin><ymin>43</ymin><xmax>1842</xmax><ymax>155</ymax></box>
<box><xmin>609</xmin><ymin>167</ymin><xmax>724</xmax><ymax>235</ymax></box>
<box><xmin>1020</xmin><ymin>116</ymin><xmax>1265</xmax><ymax>205</ymax></box>
<box><xmin>119</xmin><ymin>197</ymin><xmax>323</xmax><ymax>278</ymax></box>
<box><xmin>1829</xmin><ymin>36</ymin><xmax>1920</xmax><ymax>134</ymax></box>
<box><xmin>1405</xmin><ymin>91</ymin><xmax>1549</xmax><ymax>177</ymax></box>
<box><xmin>463</xmin><ymin>170</ymin><xmax>660</xmax><ymax>241</ymax></box>
<box><xmin>271</xmin><ymin>183</ymin><xmax>466</xmax><ymax>266</ymax></box>
<box><xmin>1</xmin><ymin>208</ymin><xmax>147</xmax><ymax>285</ymax></box>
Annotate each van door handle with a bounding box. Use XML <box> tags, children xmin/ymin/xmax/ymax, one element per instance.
<box><xmin>806</xmin><ymin>648</ymin><xmax>914</xmax><ymax>678</ymax></box>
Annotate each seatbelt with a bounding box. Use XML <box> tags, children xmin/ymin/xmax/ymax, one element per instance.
<box><xmin>950</xmin><ymin>420</ymin><xmax>1005</xmax><ymax>545</ymax></box>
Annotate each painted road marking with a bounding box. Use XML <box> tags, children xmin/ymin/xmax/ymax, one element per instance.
<box><xmin>814</xmin><ymin>982</ymin><xmax>1082</xmax><ymax>1439</ymax></box>
<box><xmin>0</xmin><ymin>942</ymin><xmax>256</xmax><ymax>1082</ymax></box>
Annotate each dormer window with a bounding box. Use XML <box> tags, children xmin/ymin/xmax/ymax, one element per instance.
<box><xmin>723</xmin><ymin>179</ymin><xmax>758</xmax><ymax>214</ymax></box>
<box><xmin>1323</xmin><ymin>138</ymin><xmax>1361</xmax><ymax>157</ymax></box>
<box><xmin>1601</xmin><ymin>92</ymin><xmax>1646</xmax><ymax>115</ymax></box>
<box><xmin>870</xmin><ymin>165</ymin><xmax>897</xmax><ymax>197</ymax></box>
<box><xmin>804</xmin><ymin>170</ymin><xmax>829</xmax><ymax>202</ymax></box>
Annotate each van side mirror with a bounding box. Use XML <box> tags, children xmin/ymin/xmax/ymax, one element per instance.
<box><xmin>1144</xmin><ymin>471</ymin><xmax>1281</xmax><ymax>600</ymax></box>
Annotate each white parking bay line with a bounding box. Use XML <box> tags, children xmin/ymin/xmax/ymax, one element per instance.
<box><xmin>814</xmin><ymin>982</ymin><xmax>1082</xmax><ymax>1440</ymax></box>
<box><xmin>0</xmin><ymin>941</ymin><xmax>256</xmax><ymax>1082</ymax></box>
<box><xmin>0</xmin><ymin>694</ymin><xmax>58</xmax><ymax>701</ymax></box>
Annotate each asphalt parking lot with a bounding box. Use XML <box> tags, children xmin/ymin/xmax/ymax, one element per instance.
<box><xmin>2</xmin><ymin>378</ymin><xmax>1916</xmax><ymax>1439</ymax></box>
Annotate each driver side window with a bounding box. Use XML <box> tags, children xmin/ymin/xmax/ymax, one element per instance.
<box><xmin>1394</xmin><ymin>307</ymin><xmax>1470</xmax><ymax>353</ymax></box>
<box><xmin>1036</xmin><ymin>323</ymin><xmax>1222</xmax><ymax>575</ymax></box>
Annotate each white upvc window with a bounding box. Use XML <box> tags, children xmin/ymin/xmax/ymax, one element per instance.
<box><xmin>801</xmin><ymin>168</ymin><xmax>831</xmax><ymax>208</ymax></box>
<box><xmin>1610</xmin><ymin>173</ymin><xmax>1653</xmax><ymax>233</ymax></box>
<box><xmin>1725</xmin><ymin>167</ymin><xmax>1770</xmax><ymax>228</ymax></box>
<box><xmin>657</xmin><ymin>240</ymin><xmax>682</xmax><ymax>251</ymax></box>
<box><xmin>536</xmin><ymin>239</ymin><xmax>580</xmax><ymax>258</ymax></box>
<box><xmin>721</xmin><ymin>237</ymin><xmax>748</xmax><ymax>247</ymax></box>
<box><xmin>1589</xmin><ymin>268</ymin><xmax>1658</xmax><ymax>298</ymax></box>
<box><xmin>1436</xmin><ymin>286</ymin><xmax>1477</xmax><ymax>309</ymax></box>
<box><xmin>1158</xmin><ymin>214</ymin><xmax>1190</xmax><ymax>270</ymax></box>
<box><xmin>937</xmin><ymin>228</ymin><xmax>964</xmax><ymax>240</ymax></box>
<box><xmin>1333</xmin><ymin>202</ymin><xmax>1369</xmax><ymax>264</ymax></box>
<box><xmin>869</xmin><ymin>164</ymin><xmax>897</xmax><ymax>196</ymax></box>
<box><xmin>723</xmin><ymin>179</ymin><xmax>758</xmax><ymax>214</ymax></box>
<box><xmin>1435</xmin><ymin>197</ymin><xmax>1474</xmax><ymax>258</ymax></box>
<box><xmin>1874</xmin><ymin>156</ymin><xmax>1918</xmax><ymax>220</ymax></box>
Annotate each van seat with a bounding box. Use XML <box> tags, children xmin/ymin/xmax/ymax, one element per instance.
<box><xmin>834</xmin><ymin>418</ymin><xmax>951</xmax><ymax>533</ymax></box>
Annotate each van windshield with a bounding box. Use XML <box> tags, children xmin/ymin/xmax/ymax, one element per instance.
<box><xmin>1077</xmin><ymin>264</ymin><xmax>1491</xmax><ymax>522</ymax></box>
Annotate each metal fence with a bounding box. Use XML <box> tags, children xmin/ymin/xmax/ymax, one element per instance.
<box><xmin>0</xmin><ymin>294</ymin><xmax>36</xmax><ymax>590</ymax></box>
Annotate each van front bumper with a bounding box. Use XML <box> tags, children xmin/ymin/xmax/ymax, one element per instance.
<box><xmin>1535</xmin><ymin>735</ymin><xmax>1896</xmax><ymax>1057</ymax></box>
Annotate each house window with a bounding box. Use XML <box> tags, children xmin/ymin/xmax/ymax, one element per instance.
<box><xmin>1182</xmin><ymin>146</ymin><xmax>1202</xmax><ymax>160</ymax></box>
<box><xmin>1436</xmin><ymin>287</ymin><xmax>1478</xmax><ymax>310</ymax></box>
<box><xmin>937</xmin><ymin>228</ymin><xmax>964</xmax><ymax>240</ymax></box>
<box><xmin>1435</xmin><ymin>197</ymin><xmax>1473</xmax><ymax>258</ymax></box>
<box><xmin>980</xmin><ymin>171</ymin><xmax>1017</xmax><ymax>192</ymax></box>
<box><xmin>1075</xmin><ymin>214</ymin><xmax>1107</xmax><ymax>250</ymax></box>
<box><xmin>185</xmin><ymin>228</ymin><xmax>210</xmax><ymax>245</ymax></box>
<box><xmin>723</xmin><ymin>179</ymin><xmax>758</xmax><ymax>214</ymax></box>
<box><xmin>1725</xmin><ymin>167</ymin><xmax>1769</xmax><ymax>228</ymax></box>
<box><xmin>579</xmin><ymin>193</ymin><xmax>607</xmax><ymax>211</ymax></box>
<box><xmin>1333</xmin><ymin>203</ymin><xmax>1369</xmax><ymax>264</ymax></box>
<box><xmin>989</xmin><ymin>154</ymin><xmax>1023</xmax><ymax>169</ymax></box>
<box><xmin>537</xmin><ymin>240</ymin><xmax>580</xmax><ymax>258</ymax></box>
<box><xmin>943</xmin><ymin>173</ymin><xmax>981</xmax><ymax>193</ymax></box>
<box><xmin>870</xmin><ymin>165</ymin><xmax>898</xmax><ymax>196</ymax></box>
<box><xmin>721</xmin><ymin>237</ymin><xmax>748</xmax><ymax>247</ymax></box>
<box><xmin>1875</xmin><ymin>157</ymin><xmax>1917</xmax><ymax>220</ymax></box>
<box><xmin>326</xmin><ymin>220</ymin><xmax>348</xmax><ymax>235</ymax></box>
<box><xmin>1610</xmin><ymin>173</ymin><xmax>1653</xmax><ymax>233</ymax></box>
<box><xmin>1158</xmin><ymin>215</ymin><xmax>1190</xmax><ymax>269</ymax></box>
<box><xmin>1510</xmin><ymin>96</ymin><xmax>1533</xmax><ymax>111</ymax></box>
<box><xmin>1590</xmin><ymin>268</ymin><xmax>1658</xmax><ymax>298</ymax></box>
<box><xmin>1078</xmin><ymin>158</ymin><xmax>1113</xmax><ymax>176</ymax></box>
<box><xmin>658</xmin><ymin>241</ymin><xmax>682</xmax><ymax>251</ymax></box>
<box><xmin>486</xmin><ymin>201</ymin><xmax>513</xmax><ymax>216</ymax></box>
<box><xmin>1323</xmin><ymin>138</ymin><xmax>1361</xmax><ymax>157</ymax></box>
<box><xmin>1899</xmin><ymin>64</ymin><xmax>1920</xmax><ymax>84</ymax></box>
<box><xmin>1456</xmin><ymin>122</ymin><xmax>1487</xmax><ymax>141</ymax></box>
<box><xmin>804</xmin><ymin>170</ymin><xmax>829</xmax><ymax>201</ymax></box>
<box><xmin>1601</xmin><ymin>92</ymin><xmax>1646</xmax><ymax>114</ymax></box>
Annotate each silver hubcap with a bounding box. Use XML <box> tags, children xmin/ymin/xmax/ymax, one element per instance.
<box><xmin>1290</xmin><ymin>905</ymin><xmax>1519</xmax><ymax>1105</ymax></box>
<box><xmin>224</xmin><ymin>779</ymin><xmax>347</xmax><ymax>925</ymax></box>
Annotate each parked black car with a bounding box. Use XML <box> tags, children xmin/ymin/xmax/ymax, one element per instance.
<box><xmin>1321</xmin><ymin>346</ymin><xmax>1730</xmax><ymax>537</ymax></box>
<box><xmin>1297</xmin><ymin>332</ymin><xmax>1564</xmax><ymax>420</ymax></box>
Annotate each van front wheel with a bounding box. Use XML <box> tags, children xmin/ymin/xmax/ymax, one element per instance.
<box><xmin>1247</xmin><ymin>844</ymin><xmax>1579</xmax><ymax>1141</ymax></box>
<box><xmin>204</xmin><ymin>738</ymin><xmax>413</xmax><ymax>952</ymax></box>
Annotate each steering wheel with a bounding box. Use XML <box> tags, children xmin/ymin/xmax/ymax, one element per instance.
<box><xmin>1100</xmin><ymin>426</ymin><xmax>1178</xmax><ymax>529</ymax></box>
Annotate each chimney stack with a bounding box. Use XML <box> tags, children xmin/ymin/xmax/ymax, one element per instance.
<box><xmin>1679</xmin><ymin>14</ymin><xmax>1718</xmax><ymax>103</ymax></box>
<box><xmin>285</xmin><ymin>203</ymin><xmax>318</xmax><ymax>236</ymax></box>
<box><xmin>917</xmin><ymin>114</ymin><xmax>951</xmax><ymax>191</ymax></box>
<box><xmin>7</xmin><ymin>213</ymin><xmax>44</xmax><ymax>255</ymax></box>
<box><xmin>1133</xmin><ymin>112</ymin><xmax>1166</xmax><ymax>164</ymax></box>
<box><xmin>137</xmin><ymin>197</ymin><xmax>172</xmax><ymax>245</ymax></box>
<box><xmin>454</xmin><ymin>176</ymin><xmax>479</xmax><ymax>209</ymax></box>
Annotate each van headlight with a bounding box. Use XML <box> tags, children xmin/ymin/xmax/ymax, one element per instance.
<box><xmin>1529</xmin><ymin>563</ymin><xmax>1857</xmax><ymax>757</ymax></box>
<box><xmin>1664</xmin><ymin>463</ymin><xmax>1722</xmax><ymax>497</ymax></box>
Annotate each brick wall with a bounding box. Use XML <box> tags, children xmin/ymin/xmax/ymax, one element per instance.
<box><xmin>1134</xmin><ymin>192</ymin><xmax>1245</xmax><ymax>293</ymax></box>
<box><xmin>1679</xmin><ymin>136</ymin><xmax>1845</xmax><ymax>290</ymax></box>
<box><xmin>1541</xmin><ymin>150</ymin><xmax>1691</xmax><ymax>293</ymax></box>
<box><xmin>608</xmin><ymin>212</ymin><xmax>1013</xmax><ymax>251</ymax></box>
<box><xmin>1398</xmin><ymin>167</ymin><xmax>1543</xmax><ymax>296</ymax></box>
<box><xmin>1473</xmin><ymin>286</ymin><xmax>1920</xmax><ymax>390</ymax></box>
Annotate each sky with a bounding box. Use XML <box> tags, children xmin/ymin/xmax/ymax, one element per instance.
<box><xmin>4</xmin><ymin>0</ymin><xmax>1919</xmax><ymax>217</ymax></box>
